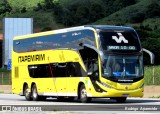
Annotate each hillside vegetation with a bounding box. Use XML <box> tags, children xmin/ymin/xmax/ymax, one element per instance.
<box><xmin>95</xmin><ymin>0</ymin><xmax>160</xmax><ymax>25</ymax></box>
<box><xmin>0</xmin><ymin>0</ymin><xmax>160</xmax><ymax>65</ymax></box>
<box><xmin>7</xmin><ymin>0</ymin><xmax>44</xmax><ymax>9</ymax></box>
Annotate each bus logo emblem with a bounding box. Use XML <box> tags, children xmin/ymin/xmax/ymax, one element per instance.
<box><xmin>125</xmin><ymin>86</ymin><xmax>128</xmax><ymax>90</ymax></box>
<box><xmin>112</xmin><ymin>33</ymin><xmax>128</xmax><ymax>43</ymax></box>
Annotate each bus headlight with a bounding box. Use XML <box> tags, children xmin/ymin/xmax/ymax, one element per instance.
<box><xmin>138</xmin><ymin>83</ymin><xmax>144</xmax><ymax>88</ymax></box>
<box><xmin>101</xmin><ymin>82</ymin><xmax>112</xmax><ymax>88</ymax></box>
<box><xmin>96</xmin><ymin>81</ymin><xmax>112</xmax><ymax>88</ymax></box>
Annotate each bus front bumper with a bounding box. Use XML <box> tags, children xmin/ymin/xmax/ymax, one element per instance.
<box><xmin>87</xmin><ymin>88</ymin><xmax>143</xmax><ymax>98</ymax></box>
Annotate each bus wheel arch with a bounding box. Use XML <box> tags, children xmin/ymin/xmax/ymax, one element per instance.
<box><xmin>23</xmin><ymin>83</ymin><xmax>32</xmax><ymax>101</ymax></box>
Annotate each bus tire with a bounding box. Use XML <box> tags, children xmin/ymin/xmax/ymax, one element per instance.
<box><xmin>115</xmin><ymin>97</ymin><xmax>127</xmax><ymax>103</ymax></box>
<box><xmin>80</xmin><ymin>84</ymin><xmax>91</xmax><ymax>103</ymax></box>
<box><xmin>31</xmin><ymin>84</ymin><xmax>39</xmax><ymax>101</ymax></box>
<box><xmin>24</xmin><ymin>85</ymin><xmax>32</xmax><ymax>101</ymax></box>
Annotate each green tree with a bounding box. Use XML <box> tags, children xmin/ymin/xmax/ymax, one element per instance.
<box><xmin>75</xmin><ymin>6</ymin><xmax>90</xmax><ymax>25</ymax></box>
<box><xmin>43</xmin><ymin>0</ymin><xmax>54</xmax><ymax>10</ymax></box>
<box><xmin>102</xmin><ymin>0</ymin><xmax>136</xmax><ymax>16</ymax></box>
<box><xmin>145</xmin><ymin>2</ymin><xmax>160</xmax><ymax>18</ymax></box>
<box><xmin>21</xmin><ymin>7</ymin><xmax>27</xmax><ymax>13</ymax></box>
<box><xmin>34</xmin><ymin>3</ymin><xmax>42</xmax><ymax>11</ymax></box>
<box><xmin>41</xmin><ymin>27</ymin><xmax>52</xmax><ymax>32</ymax></box>
<box><xmin>53</xmin><ymin>3</ymin><xmax>66</xmax><ymax>23</ymax></box>
<box><xmin>0</xmin><ymin>0</ymin><xmax>12</xmax><ymax>15</ymax></box>
<box><xmin>90</xmin><ymin>3</ymin><xmax>105</xmax><ymax>22</ymax></box>
<box><xmin>130</xmin><ymin>12</ymin><xmax>145</xmax><ymax>23</ymax></box>
<box><xmin>141</xmin><ymin>38</ymin><xmax>160</xmax><ymax>65</ymax></box>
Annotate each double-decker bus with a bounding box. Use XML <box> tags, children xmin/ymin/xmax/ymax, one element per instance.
<box><xmin>12</xmin><ymin>25</ymin><xmax>154</xmax><ymax>103</ymax></box>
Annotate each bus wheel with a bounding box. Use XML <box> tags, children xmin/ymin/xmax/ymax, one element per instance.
<box><xmin>80</xmin><ymin>85</ymin><xmax>91</xmax><ymax>103</ymax></box>
<box><xmin>115</xmin><ymin>97</ymin><xmax>127</xmax><ymax>103</ymax></box>
<box><xmin>31</xmin><ymin>84</ymin><xmax>38</xmax><ymax>101</ymax></box>
<box><xmin>24</xmin><ymin>85</ymin><xmax>31</xmax><ymax>101</ymax></box>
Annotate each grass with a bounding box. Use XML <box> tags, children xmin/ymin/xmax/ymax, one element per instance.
<box><xmin>150</xmin><ymin>96</ymin><xmax>160</xmax><ymax>98</ymax></box>
<box><xmin>0</xmin><ymin>68</ymin><xmax>10</xmax><ymax>72</ymax></box>
<box><xmin>0</xmin><ymin>72</ymin><xmax>11</xmax><ymax>85</ymax></box>
<box><xmin>0</xmin><ymin>91</ymin><xmax>4</xmax><ymax>93</ymax></box>
<box><xmin>144</xmin><ymin>65</ymin><xmax>160</xmax><ymax>85</ymax></box>
<box><xmin>0</xmin><ymin>68</ymin><xmax>11</xmax><ymax>85</ymax></box>
<box><xmin>8</xmin><ymin>0</ymin><xmax>44</xmax><ymax>9</ymax></box>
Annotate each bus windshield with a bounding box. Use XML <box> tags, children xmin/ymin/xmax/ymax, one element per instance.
<box><xmin>102</xmin><ymin>55</ymin><xmax>143</xmax><ymax>80</ymax></box>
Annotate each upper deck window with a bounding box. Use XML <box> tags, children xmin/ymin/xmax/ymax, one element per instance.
<box><xmin>13</xmin><ymin>29</ymin><xmax>96</xmax><ymax>53</ymax></box>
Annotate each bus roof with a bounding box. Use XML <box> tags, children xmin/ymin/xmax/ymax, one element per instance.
<box><xmin>85</xmin><ymin>25</ymin><xmax>134</xmax><ymax>31</ymax></box>
<box><xmin>13</xmin><ymin>25</ymin><xmax>135</xmax><ymax>40</ymax></box>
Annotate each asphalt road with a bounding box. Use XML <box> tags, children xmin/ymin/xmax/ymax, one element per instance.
<box><xmin>0</xmin><ymin>94</ymin><xmax>160</xmax><ymax>113</ymax></box>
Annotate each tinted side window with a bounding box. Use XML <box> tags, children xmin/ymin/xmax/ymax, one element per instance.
<box><xmin>66</xmin><ymin>62</ymin><xmax>87</xmax><ymax>77</ymax></box>
<box><xmin>14</xmin><ymin>29</ymin><xmax>96</xmax><ymax>53</ymax></box>
<box><xmin>51</xmin><ymin>63</ymin><xmax>67</xmax><ymax>77</ymax></box>
<box><xmin>28</xmin><ymin>64</ymin><xmax>51</xmax><ymax>78</ymax></box>
<box><xmin>28</xmin><ymin>62</ymin><xmax>87</xmax><ymax>78</ymax></box>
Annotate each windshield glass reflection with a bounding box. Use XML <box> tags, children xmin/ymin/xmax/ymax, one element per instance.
<box><xmin>102</xmin><ymin>55</ymin><xmax>143</xmax><ymax>79</ymax></box>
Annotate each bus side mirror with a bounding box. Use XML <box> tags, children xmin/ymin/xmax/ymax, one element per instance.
<box><xmin>142</xmin><ymin>48</ymin><xmax>155</xmax><ymax>64</ymax></box>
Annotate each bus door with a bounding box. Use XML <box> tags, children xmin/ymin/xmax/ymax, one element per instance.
<box><xmin>50</xmin><ymin>63</ymin><xmax>67</xmax><ymax>96</ymax></box>
<box><xmin>66</xmin><ymin>62</ymin><xmax>87</xmax><ymax>97</ymax></box>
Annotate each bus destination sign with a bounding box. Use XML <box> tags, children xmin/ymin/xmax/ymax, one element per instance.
<box><xmin>107</xmin><ymin>46</ymin><xmax>136</xmax><ymax>50</ymax></box>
